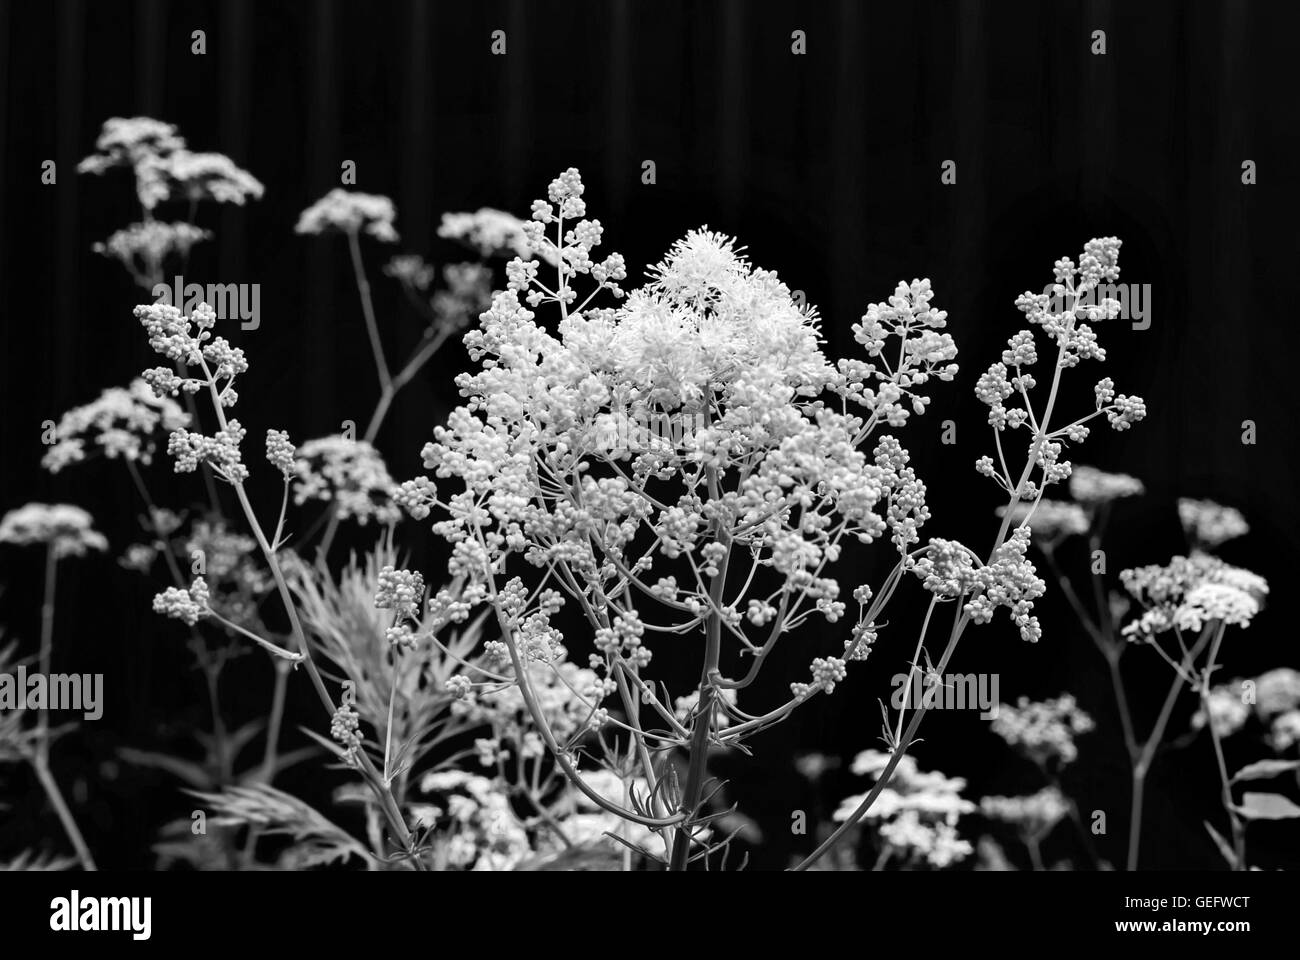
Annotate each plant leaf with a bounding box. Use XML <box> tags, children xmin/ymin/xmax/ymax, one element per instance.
<box><xmin>1203</xmin><ymin>821</ymin><xmax>1238</xmax><ymax>868</ymax></box>
<box><xmin>1231</xmin><ymin>759</ymin><xmax>1300</xmax><ymax>783</ymax></box>
<box><xmin>1236</xmin><ymin>792</ymin><xmax>1300</xmax><ymax>820</ymax></box>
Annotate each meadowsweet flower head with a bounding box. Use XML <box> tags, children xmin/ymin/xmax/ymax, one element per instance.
<box><xmin>77</xmin><ymin>117</ymin><xmax>186</xmax><ymax>176</ymax></box>
<box><xmin>1173</xmin><ymin>582</ymin><xmax>1260</xmax><ymax>632</ymax></box>
<box><xmin>42</xmin><ymin>379</ymin><xmax>190</xmax><ymax>473</ymax></box>
<box><xmin>161</xmin><ymin>151</ymin><xmax>264</xmax><ymax>206</ymax></box>
<box><xmin>134</xmin><ymin>301</ymin><xmax>243</xmax><ymax>395</ymax></box>
<box><xmin>1178</xmin><ymin>497</ymin><xmax>1249</xmax><ymax>548</ymax></box>
<box><xmin>152</xmin><ymin>577</ymin><xmax>211</xmax><ymax>626</ymax></box>
<box><xmin>375</xmin><ymin>566</ymin><xmax>426</xmax><ymax>619</ymax></box>
<box><xmin>168</xmin><ymin>420</ymin><xmax>248</xmax><ymax>483</ymax></box>
<box><xmin>296</xmin><ymin>189</ymin><xmax>399</xmax><ymax>243</ymax></box>
<box><xmin>79</xmin><ymin>118</ymin><xmax>262</xmax><ymax>213</ymax></box>
<box><xmin>264</xmin><ymin>429</ymin><xmax>296</xmax><ymax>480</ymax></box>
<box><xmin>1269</xmin><ymin>711</ymin><xmax>1300</xmax><ymax>751</ymax></box>
<box><xmin>844</xmin><ymin>278</ymin><xmax>958</xmax><ymax>425</ymax></box>
<box><xmin>1068</xmin><ymin>465</ymin><xmax>1145</xmax><ymax>505</ymax></box>
<box><xmin>92</xmin><ymin>221</ymin><xmax>210</xmax><ymax>283</ymax></box>
<box><xmin>974</xmin><ymin>240</ymin><xmax>1146</xmax><ymax>496</ymax></box>
<box><xmin>980</xmin><ymin>786</ymin><xmax>1070</xmax><ymax>836</ymax></box>
<box><xmin>330</xmin><ymin>703</ymin><xmax>363</xmax><ymax>765</ymax></box>
<box><xmin>996</xmin><ymin>499</ymin><xmax>1089</xmax><ymax>540</ymax></box>
<box><xmin>1254</xmin><ymin>668</ymin><xmax>1300</xmax><ymax>719</ymax></box>
<box><xmin>438</xmin><ymin>208</ymin><xmax>548</xmax><ymax>261</ymax></box>
<box><xmin>292</xmin><ymin>436</ymin><xmax>401</xmax><ymax>525</ymax></box>
<box><xmin>835</xmin><ymin>750</ymin><xmax>975</xmax><ymax>868</ymax></box>
<box><xmin>958</xmin><ymin>529</ymin><xmax>1047</xmax><ymax>642</ymax></box>
<box><xmin>0</xmin><ymin>503</ymin><xmax>108</xmax><ymax>558</ymax></box>
<box><xmin>384</xmin><ymin>254</ymin><xmax>436</xmax><ymax>291</ymax></box>
<box><xmin>1191</xmin><ymin>680</ymin><xmax>1253</xmax><ymax>738</ymax></box>
<box><xmin>1121</xmin><ymin>555</ymin><xmax>1268</xmax><ymax>641</ymax></box>
<box><xmin>991</xmin><ymin>694</ymin><xmax>1094</xmax><ymax>767</ymax></box>
<box><xmin>417</xmin><ymin>770</ymin><xmax>535</xmax><ymax>870</ymax></box>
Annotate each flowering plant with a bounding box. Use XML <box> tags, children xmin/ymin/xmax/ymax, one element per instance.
<box><xmin>395</xmin><ymin>168</ymin><xmax>1147</xmax><ymax>869</ymax></box>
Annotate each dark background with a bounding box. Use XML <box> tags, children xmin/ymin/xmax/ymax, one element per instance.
<box><xmin>0</xmin><ymin>0</ymin><xmax>1297</xmax><ymax>869</ymax></box>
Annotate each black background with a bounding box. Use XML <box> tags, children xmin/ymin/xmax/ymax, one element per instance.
<box><xmin>0</xmin><ymin>0</ymin><xmax>1297</xmax><ymax>870</ymax></box>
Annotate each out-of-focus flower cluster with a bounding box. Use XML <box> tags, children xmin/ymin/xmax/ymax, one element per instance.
<box><xmin>416</xmin><ymin>770</ymin><xmax>534</xmax><ymax>870</ymax></box>
<box><xmin>92</xmin><ymin>221</ymin><xmax>210</xmax><ymax>284</ymax></box>
<box><xmin>1120</xmin><ymin>554</ymin><xmax>1268</xmax><ymax>641</ymax></box>
<box><xmin>1069</xmin><ymin>465</ymin><xmax>1145</xmax><ymax>505</ymax></box>
<box><xmin>42</xmin><ymin>379</ymin><xmax>190</xmax><ymax>474</ymax></box>
<box><xmin>980</xmin><ymin>786</ymin><xmax>1070</xmax><ymax>837</ymax></box>
<box><xmin>437</xmin><ymin>208</ymin><xmax>550</xmax><ymax>262</ymax></box>
<box><xmin>834</xmin><ymin>750</ymin><xmax>975</xmax><ymax>869</ymax></box>
<box><xmin>0</xmin><ymin>503</ymin><xmax>108</xmax><ymax>558</ymax></box>
<box><xmin>1178</xmin><ymin>497</ymin><xmax>1249</xmax><ymax>549</ymax></box>
<box><xmin>78</xmin><ymin>117</ymin><xmax>264</xmax><ymax>212</ymax></box>
<box><xmin>384</xmin><ymin>258</ymin><xmax>493</xmax><ymax>337</ymax></box>
<box><xmin>295</xmin><ymin>189</ymin><xmax>398</xmax><ymax>243</ymax></box>
<box><xmin>991</xmin><ymin>694</ymin><xmax>1095</xmax><ymax>767</ymax></box>
<box><xmin>1194</xmin><ymin>667</ymin><xmax>1300</xmax><ymax>751</ymax></box>
<box><xmin>292</xmin><ymin>436</ymin><xmax>402</xmax><ymax>526</ymax></box>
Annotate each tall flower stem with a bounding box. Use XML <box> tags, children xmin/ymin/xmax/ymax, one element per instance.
<box><xmin>1125</xmin><ymin>622</ymin><xmax>1216</xmax><ymax>870</ymax></box>
<box><xmin>30</xmin><ymin>546</ymin><xmax>97</xmax><ymax>871</ymax></box>
<box><xmin>1197</xmin><ymin>622</ymin><xmax>1245</xmax><ymax>868</ymax></box>
<box><xmin>196</xmin><ymin>360</ymin><xmax>423</xmax><ymax>867</ymax></box>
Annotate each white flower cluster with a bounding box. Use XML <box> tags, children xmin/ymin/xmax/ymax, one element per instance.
<box><xmin>0</xmin><ymin>503</ymin><xmax>108</xmax><ymax>558</ymax></box>
<box><xmin>844</xmin><ymin>278</ymin><xmax>958</xmax><ymax>425</ymax></box>
<box><xmin>1192</xmin><ymin>667</ymin><xmax>1300</xmax><ymax>749</ymax></box>
<box><xmin>913</xmin><ymin>529</ymin><xmax>1047</xmax><ymax>642</ymax></box>
<box><xmin>834</xmin><ymin>750</ymin><xmax>975</xmax><ymax>869</ymax></box>
<box><xmin>1178</xmin><ymin>497</ymin><xmax>1249</xmax><ymax>548</ymax></box>
<box><xmin>991</xmin><ymin>694</ymin><xmax>1095</xmax><ymax>767</ymax></box>
<box><xmin>42</xmin><ymin>378</ymin><xmax>190</xmax><ymax>473</ymax></box>
<box><xmin>980</xmin><ymin>785</ymin><xmax>1070</xmax><ymax>836</ymax></box>
<box><xmin>974</xmin><ymin>240</ymin><xmax>1146</xmax><ymax>502</ymax></box>
<box><xmin>295</xmin><ymin>189</ymin><xmax>398</xmax><ymax>243</ymax></box>
<box><xmin>292</xmin><ymin>436</ymin><xmax>401</xmax><ymax>525</ymax></box>
<box><xmin>1068</xmin><ymin>465</ymin><xmax>1145</xmax><ymax>505</ymax></box>
<box><xmin>403</xmin><ymin>170</ymin><xmax>976</xmax><ymax>727</ymax></box>
<box><xmin>417</xmin><ymin>770</ymin><xmax>534</xmax><ymax>870</ymax></box>
<box><xmin>437</xmin><ymin>208</ymin><xmax>550</xmax><ymax>262</ymax></box>
<box><xmin>996</xmin><ymin>499</ymin><xmax>1090</xmax><ymax>541</ymax></box>
<box><xmin>92</xmin><ymin>221</ymin><xmax>210</xmax><ymax>281</ymax></box>
<box><xmin>78</xmin><ymin>117</ymin><xmax>263</xmax><ymax>211</ymax></box>
<box><xmin>375</xmin><ymin>565</ymin><xmax>426</xmax><ymax>650</ymax></box>
<box><xmin>1121</xmin><ymin>554</ymin><xmax>1268</xmax><ymax>641</ymax></box>
<box><xmin>152</xmin><ymin>577</ymin><xmax>212</xmax><ymax>626</ymax></box>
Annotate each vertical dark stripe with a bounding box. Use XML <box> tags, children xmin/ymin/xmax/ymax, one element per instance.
<box><xmin>402</xmin><ymin>1</ymin><xmax>433</xmax><ymax>254</ymax></box>
<box><xmin>0</xmin><ymin>0</ymin><xmax>10</xmax><ymax>467</ymax></box>
<box><xmin>716</xmin><ymin>0</ymin><xmax>746</xmax><ymax>225</ymax></box>
<box><xmin>219</xmin><ymin>0</ymin><xmax>252</xmax><ymax>288</ymax></box>
<box><xmin>1081</xmin><ymin>0</ymin><xmax>1116</xmax><ymax>212</ymax></box>
<box><xmin>829</xmin><ymin>1</ymin><xmax>866</xmax><ymax>354</ymax></box>
<box><xmin>1210</xmin><ymin>0</ymin><xmax>1251</xmax><ymax>496</ymax></box>
<box><xmin>604</xmin><ymin>0</ymin><xmax>631</xmax><ymax>218</ymax></box>
<box><xmin>503</xmin><ymin>0</ymin><xmax>528</xmax><ymax>205</ymax></box>
<box><xmin>302</xmin><ymin>0</ymin><xmax>338</xmax><ymax>430</ymax></box>
<box><xmin>134</xmin><ymin>0</ymin><xmax>165</xmax><ymax>116</ymax></box>
<box><xmin>397</xmin><ymin>0</ymin><xmax>434</xmax><ymax>450</ymax></box>
<box><xmin>54</xmin><ymin>0</ymin><xmax>83</xmax><ymax>404</ymax></box>
<box><xmin>952</xmin><ymin>1</ymin><xmax>988</xmax><ymax>338</ymax></box>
